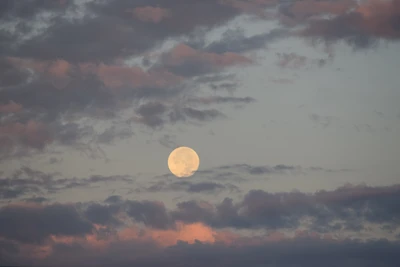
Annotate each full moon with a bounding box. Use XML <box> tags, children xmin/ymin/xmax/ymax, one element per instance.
<box><xmin>168</xmin><ymin>146</ymin><xmax>200</xmax><ymax>178</ymax></box>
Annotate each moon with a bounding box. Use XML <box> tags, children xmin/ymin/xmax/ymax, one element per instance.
<box><xmin>168</xmin><ymin>146</ymin><xmax>200</xmax><ymax>178</ymax></box>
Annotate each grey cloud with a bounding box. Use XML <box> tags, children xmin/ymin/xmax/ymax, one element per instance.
<box><xmin>0</xmin><ymin>58</ymin><xmax>31</xmax><ymax>88</ymax></box>
<box><xmin>4</xmin><ymin>0</ymin><xmax>242</xmax><ymax>62</ymax></box>
<box><xmin>0</xmin><ymin>167</ymin><xmax>134</xmax><ymax>200</ymax></box>
<box><xmin>84</xmin><ymin>203</ymin><xmax>122</xmax><ymax>226</ymax></box>
<box><xmin>181</xmin><ymin>107</ymin><xmax>224</xmax><ymax>121</ymax></box>
<box><xmin>23</xmin><ymin>196</ymin><xmax>49</xmax><ymax>203</ymax></box>
<box><xmin>276</xmin><ymin>52</ymin><xmax>307</xmax><ymax>68</ymax></box>
<box><xmin>49</xmin><ymin>157</ymin><xmax>62</xmax><ymax>164</ymax></box>
<box><xmin>171</xmin><ymin>183</ymin><xmax>400</xmax><ymax>230</ymax></box>
<box><xmin>0</xmin><ymin>0</ymin><xmax>261</xmax><ymax>161</ymax></box>
<box><xmin>0</xmin><ymin>203</ymin><xmax>93</xmax><ymax>244</ymax></box>
<box><xmin>194</xmin><ymin>73</ymin><xmax>236</xmax><ymax>84</ymax></box>
<box><xmin>125</xmin><ymin>200</ymin><xmax>173</xmax><ymax>229</ymax></box>
<box><xmin>0</xmin><ymin>184</ymin><xmax>399</xmax><ymax>266</ymax></box>
<box><xmin>158</xmin><ymin>134</ymin><xmax>177</xmax><ymax>148</ymax></box>
<box><xmin>104</xmin><ymin>195</ymin><xmax>123</xmax><ymax>204</ymax></box>
<box><xmin>0</xmin><ymin>0</ymin><xmax>69</xmax><ymax>20</ymax></box>
<box><xmin>301</xmin><ymin>12</ymin><xmax>382</xmax><ymax>49</ymax></box>
<box><xmin>218</xmin><ymin>163</ymin><xmax>301</xmax><ymax>175</ymax></box>
<box><xmin>96</xmin><ymin>125</ymin><xmax>133</xmax><ymax>144</ymax></box>
<box><xmin>210</xmin><ymin>82</ymin><xmax>238</xmax><ymax>94</ymax></box>
<box><xmin>139</xmin><ymin>180</ymin><xmax>239</xmax><ymax>194</ymax></box>
<box><xmin>309</xmin><ymin>113</ymin><xmax>335</xmax><ymax>128</ymax></box>
<box><xmin>187</xmin><ymin>96</ymin><xmax>255</xmax><ymax>105</ymax></box>
<box><xmin>205</xmin><ymin>28</ymin><xmax>288</xmax><ymax>54</ymax></box>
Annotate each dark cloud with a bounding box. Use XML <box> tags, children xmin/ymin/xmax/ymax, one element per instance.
<box><xmin>23</xmin><ymin>196</ymin><xmax>49</xmax><ymax>203</ymax></box>
<box><xmin>0</xmin><ymin>0</ymin><xmax>69</xmax><ymax>20</ymax></box>
<box><xmin>104</xmin><ymin>195</ymin><xmax>123</xmax><ymax>204</ymax></box>
<box><xmin>3</xmin><ymin>0</ymin><xmax>241</xmax><ymax>63</ymax></box>
<box><xmin>125</xmin><ymin>200</ymin><xmax>173</xmax><ymax>229</ymax></box>
<box><xmin>84</xmin><ymin>203</ymin><xmax>121</xmax><ymax>226</ymax></box>
<box><xmin>300</xmin><ymin>0</ymin><xmax>400</xmax><ymax>49</ymax></box>
<box><xmin>155</xmin><ymin>43</ymin><xmax>252</xmax><ymax>77</ymax></box>
<box><xmin>0</xmin><ymin>202</ymin><xmax>93</xmax><ymax>243</ymax></box>
<box><xmin>139</xmin><ymin>180</ymin><xmax>239</xmax><ymax>194</ymax></box>
<box><xmin>0</xmin><ymin>0</ymin><xmax>259</xmax><ymax>161</ymax></box>
<box><xmin>171</xmin><ymin>183</ymin><xmax>400</xmax><ymax>230</ymax></box>
<box><xmin>0</xmin><ymin>58</ymin><xmax>31</xmax><ymax>88</ymax></box>
<box><xmin>0</xmin><ymin>183</ymin><xmax>399</xmax><ymax>265</ymax></box>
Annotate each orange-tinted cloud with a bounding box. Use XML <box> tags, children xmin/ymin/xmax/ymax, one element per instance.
<box><xmin>128</xmin><ymin>6</ymin><xmax>171</xmax><ymax>23</ymax></box>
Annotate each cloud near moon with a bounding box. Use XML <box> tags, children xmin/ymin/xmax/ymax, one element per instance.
<box><xmin>168</xmin><ymin>146</ymin><xmax>200</xmax><ymax>177</ymax></box>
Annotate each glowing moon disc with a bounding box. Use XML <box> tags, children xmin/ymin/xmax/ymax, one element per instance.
<box><xmin>168</xmin><ymin>146</ymin><xmax>200</xmax><ymax>178</ymax></box>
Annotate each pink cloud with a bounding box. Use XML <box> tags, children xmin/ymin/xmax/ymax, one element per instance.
<box><xmin>79</xmin><ymin>63</ymin><xmax>183</xmax><ymax>90</ymax></box>
<box><xmin>0</xmin><ymin>101</ymin><xmax>22</xmax><ymax>113</ymax></box>
<box><xmin>355</xmin><ymin>0</ymin><xmax>400</xmax><ymax>39</ymax></box>
<box><xmin>128</xmin><ymin>6</ymin><xmax>171</xmax><ymax>23</ymax></box>
<box><xmin>164</xmin><ymin>43</ymin><xmax>252</xmax><ymax>68</ymax></box>
<box><xmin>8</xmin><ymin>58</ymin><xmax>71</xmax><ymax>78</ymax></box>
<box><xmin>0</xmin><ymin>120</ymin><xmax>52</xmax><ymax>150</ymax></box>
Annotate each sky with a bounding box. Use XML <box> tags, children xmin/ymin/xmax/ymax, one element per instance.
<box><xmin>0</xmin><ymin>0</ymin><xmax>400</xmax><ymax>266</ymax></box>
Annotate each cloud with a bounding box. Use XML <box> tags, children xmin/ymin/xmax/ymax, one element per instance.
<box><xmin>0</xmin><ymin>0</ymin><xmax>259</xmax><ymax>161</ymax></box>
<box><xmin>3</xmin><ymin>0</ymin><xmax>244</xmax><ymax>62</ymax></box>
<box><xmin>187</xmin><ymin>96</ymin><xmax>255</xmax><ymax>105</ymax></box>
<box><xmin>309</xmin><ymin>113</ymin><xmax>336</xmax><ymax>128</ymax></box>
<box><xmin>0</xmin><ymin>202</ymin><xmax>93</xmax><ymax>244</ymax></box>
<box><xmin>1</xmin><ymin>185</ymin><xmax>400</xmax><ymax>265</ymax></box>
<box><xmin>0</xmin><ymin>167</ymin><xmax>134</xmax><ymax>200</ymax></box>
<box><xmin>79</xmin><ymin>62</ymin><xmax>183</xmax><ymax>90</ymax></box>
<box><xmin>137</xmin><ymin>180</ymin><xmax>239</xmax><ymax>194</ymax></box>
<box><xmin>219</xmin><ymin>0</ymin><xmax>278</xmax><ymax>16</ymax></box>
<box><xmin>282</xmin><ymin>0</ymin><xmax>355</xmax><ymax>21</ymax></box>
<box><xmin>217</xmin><ymin>163</ymin><xmax>302</xmax><ymax>175</ymax></box>
<box><xmin>0</xmin><ymin>120</ymin><xmax>52</xmax><ymax>151</ymax></box>
<box><xmin>0</xmin><ymin>101</ymin><xmax>22</xmax><ymax>113</ymax></box>
<box><xmin>276</xmin><ymin>52</ymin><xmax>307</xmax><ymax>68</ymax></box>
<box><xmin>204</xmin><ymin>28</ymin><xmax>288</xmax><ymax>54</ymax></box>
<box><xmin>157</xmin><ymin>43</ymin><xmax>253</xmax><ymax>77</ymax></box>
<box><xmin>127</xmin><ymin>6</ymin><xmax>171</xmax><ymax>23</ymax></box>
<box><xmin>300</xmin><ymin>0</ymin><xmax>400</xmax><ymax>49</ymax></box>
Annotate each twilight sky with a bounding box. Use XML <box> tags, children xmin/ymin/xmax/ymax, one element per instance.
<box><xmin>1</xmin><ymin>0</ymin><xmax>400</xmax><ymax>266</ymax></box>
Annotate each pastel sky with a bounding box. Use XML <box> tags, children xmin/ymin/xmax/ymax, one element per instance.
<box><xmin>0</xmin><ymin>0</ymin><xmax>400</xmax><ymax>266</ymax></box>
